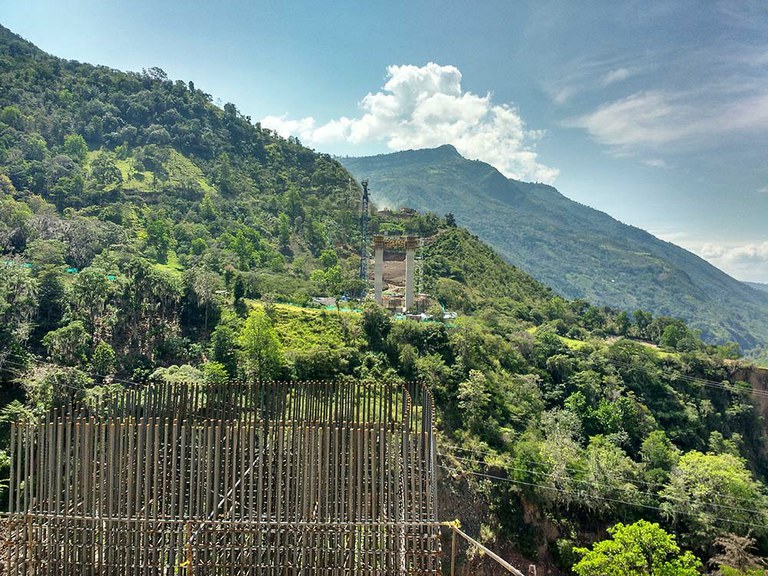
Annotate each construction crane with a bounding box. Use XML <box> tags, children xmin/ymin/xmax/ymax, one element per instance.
<box><xmin>359</xmin><ymin>179</ymin><xmax>370</xmax><ymax>291</ymax></box>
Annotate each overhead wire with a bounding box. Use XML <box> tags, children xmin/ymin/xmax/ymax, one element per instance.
<box><xmin>441</xmin><ymin>443</ymin><xmax>764</xmax><ymax>507</ymax></box>
<box><xmin>596</xmin><ymin>356</ymin><xmax>768</xmax><ymax>399</ymax></box>
<box><xmin>438</xmin><ymin>463</ymin><xmax>768</xmax><ymax>532</ymax></box>
<box><xmin>1</xmin><ymin>356</ymin><xmax>149</xmax><ymax>391</ymax></box>
<box><xmin>439</xmin><ymin>450</ymin><xmax>768</xmax><ymax>517</ymax></box>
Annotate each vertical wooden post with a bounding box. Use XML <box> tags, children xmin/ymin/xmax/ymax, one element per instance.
<box><xmin>450</xmin><ymin>527</ymin><xmax>457</xmax><ymax>576</ymax></box>
<box><xmin>185</xmin><ymin>521</ymin><xmax>193</xmax><ymax>576</ymax></box>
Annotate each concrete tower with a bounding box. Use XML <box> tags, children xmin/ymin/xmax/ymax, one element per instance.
<box><xmin>405</xmin><ymin>236</ymin><xmax>417</xmax><ymax>311</ymax></box>
<box><xmin>373</xmin><ymin>235</ymin><xmax>385</xmax><ymax>304</ymax></box>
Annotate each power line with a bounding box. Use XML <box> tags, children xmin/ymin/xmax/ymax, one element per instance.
<box><xmin>1</xmin><ymin>356</ymin><xmax>148</xmax><ymax>391</ymax></box>
<box><xmin>5</xmin><ymin>346</ymin><xmax>767</xmax><ymax>516</ymax></box>
<box><xmin>600</xmin><ymin>356</ymin><xmax>768</xmax><ymax>399</ymax></box>
<box><xmin>439</xmin><ymin>451</ymin><xmax>768</xmax><ymax>517</ymax></box>
<box><xmin>438</xmin><ymin>463</ymin><xmax>768</xmax><ymax>532</ymax></box>
<box><xmin>442</xmin><ymin>443</ymin><xmax>752</xmax><ymax>502</ymax></box>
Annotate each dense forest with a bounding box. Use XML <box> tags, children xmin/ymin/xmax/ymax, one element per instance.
<box><xmin>1</xmin><ymin>24</ymin><xmax>768</xmax><ymax>574</ymax></box>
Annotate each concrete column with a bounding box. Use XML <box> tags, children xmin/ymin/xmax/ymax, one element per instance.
<box><xmin>404</xmin><ymin>236</ymin><xmax>417</xmax><ymax>311</ymax></box>
<box><xmin>373</xmin><ymin>235</ymin><xmax>385</xmax><ymax>304</ymax></box>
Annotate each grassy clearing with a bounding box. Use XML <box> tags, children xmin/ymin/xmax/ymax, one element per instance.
<box><xmin>252</xmin><ymin>302</ymin><xmax>360</xmax><ymax>351</ymax></box>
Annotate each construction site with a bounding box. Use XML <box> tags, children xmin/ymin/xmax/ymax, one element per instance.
<box><xmin>3</xmin><ymin>181</ymin><xmax>529</xmax><ymax>575</ymax></box>
<box><xmin>6</xmin><ymin>380</ymin><xmax>442</xmax><ymax>574</ymax></box>
<box><xmin>358</xmin><ymin>180</ymin><xmax>434</xmax><ymax>317</ymax></box>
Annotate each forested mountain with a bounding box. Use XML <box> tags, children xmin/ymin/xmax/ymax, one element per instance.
<box><xmin>341</xmin><ymin>146</ymin><xmax>768</xmax><ymax>352</ymax></box>
<box><xmin>2</xmin><ymin>24</ymin><xmax>768</xmax><ymax>574</ymax></box>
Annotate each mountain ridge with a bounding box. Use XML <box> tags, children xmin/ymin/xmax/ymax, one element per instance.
<box><xmin>340</xmin><ymin>147</ymin><xmax>768</xmax><ymax>350</ymax></box>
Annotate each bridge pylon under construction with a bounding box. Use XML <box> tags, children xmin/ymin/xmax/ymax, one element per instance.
<box><xmin>6</xmin><ymin>380</ymin><xmax>441</xmax><ymax>575</ymax></box>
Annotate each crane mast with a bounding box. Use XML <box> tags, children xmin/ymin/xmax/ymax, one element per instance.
<box><xmin>359</xmin><ymin>179</ymin><xmax>370</xmax><ymax>290</ymax></box>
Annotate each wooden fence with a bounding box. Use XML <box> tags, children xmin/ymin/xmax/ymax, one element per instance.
<box><xmin>6</xmin><ymin>380</ymin><xmax>441</xmax><ymax>574</ymax></box>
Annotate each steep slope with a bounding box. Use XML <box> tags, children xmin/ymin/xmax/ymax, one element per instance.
<box><xmin>0</xmin><ymin>23</ymin><xmax>360</xmax><ymax>288</ymax></box>
<box><xmin>341</xmin><ymin>146</ymin><xmax>768</xmax><ymax>349</ymax></box>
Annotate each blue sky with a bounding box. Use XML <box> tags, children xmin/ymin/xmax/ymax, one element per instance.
<box><xmin>2</xmin><ymin>0</ymin><xmax>768</xmax><ymax>280</ymax></box>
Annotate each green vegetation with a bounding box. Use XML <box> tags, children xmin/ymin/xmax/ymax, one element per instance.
<box><xmin>341</xmin><ymin>146</ymin><xmax>768</xmax><ymax>352</ymax></box>
<box><xmin>1</xmin><ymin>24</ymin><xmax>767</xmax><ymax>573</ymax></box>
<box><xmin>573</xmin><ymin>520</ymin><xmax>701</xmax><ymax>576</ymax></box>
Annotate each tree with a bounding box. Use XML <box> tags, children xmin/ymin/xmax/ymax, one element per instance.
<box><xmin>20</xmin><ymin>365</ymin><xmax>92</xmax><ymax>413</ymax></box>
<box><xmin>710</xmin><ymin>534</ymin><xmax>767</xmax><ymax>576</ymax></box>
<box><xmin>579</xmin><ymin>435</ymin><xmax>640</xmax><ymax>516</ymax></box>
<box><xmin>361</xmin><ymin>302</ymin><xmax>392</xmax><ymax>352</ymax></box>
<box><xmin>24</xmin><ymin>238</ymin><xmax>67</xmax><ymax>266</ymax></box>
<box><xmin>145</xmin><ymin>212</ymin><xmax>174</xmax><ymax>262</ymax></box>
<box><xmin>0</xmin><ymin>261</ymin><xmax>38</xmax><ymax>344</ymax></box>
<box><xmin>90</xmin><ymin>152</ymin><xmax>122</xmax><ymax>187</ymax></box>
<box><xmin>573</xmin><ymin>520</ymin><xmax>701</xmax><ymax>576</ymax></box>
<box><xmin>615</xmin><ymin>311</ymin><xmax>631</xmax><ymax>336</ymax></box>
<box><xmin>90</xmin><ymin>340</ymin><xmax>116</xmax><ymax>377</ymax></box>
<box><xmin>0</xmin><ymin>173</ymin><xmax>16</xmax><ymax>195</ymax></box>
<box><xmin>200</xmin><ymin>191</ymin><xmax>219</xmax><ymax>220</ymax></box>
<box><xmin>0</xmin><ymin>105</ymin><xmax>24</xmax><ymax>130</ymax></box>
<box><xmin>70</xmin><ymin>267</ymin><xmax>115</xmax><ymax>340</ymax></box>
<box><xmin>42</xmin><ymin>321</ymin><xmax>91</xmax><ymax>366</ymax></box>
<box><xmin>35</xmin><ymin>268</ymin><xmax>67</xmax><ymax>336</ymax></box>
<box><xmin>210</xmin><ymin>312</ymin><xmax>240</xmax><ymax>377</ymax></box>
<box><xmin>457</xmin><ymin>369</ymin><xmax>491</xmax><ymax>433</ymax></box>
<box><xmin>187</xmin><ymin>267</ymin><xmax>224</xmax><ymax>331</ymax></box>
<box><xmin>150</xmin><ymin>364</ymin><xmax>204</xmax><ymax>383</ymax></box>
<box><xmin>660</xmin><ymin>451</ymin><xmax>768</xmax><ymax>546</ymax></box>
<box><xmin>203</xmin><ymin>361</ymin><xmax>229</xmax><ymax>386</ymax></box>
<box><xmin>63</xmin><ymin>134</ymin><xmax>88</xmax><ymax>162</ymax></box>
<box><xmin>641</xmin><ymin>430</ymin><xmax>680</xmax><ymax>485</ymax></box>
<box><xmin>238</xmin><ymin>308</ymin><xmax>283</xmax><ymax>379</ymax></box>
<box><xmin>277</xmin><ymin>212</ymin><xmax>291</xmax><ymax>248</ymax></box>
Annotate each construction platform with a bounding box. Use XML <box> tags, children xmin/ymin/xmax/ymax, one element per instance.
<box><xmin>5</xmin><ymin>380</ymin><xmax>441</xmax><ymax>575</ymax></box>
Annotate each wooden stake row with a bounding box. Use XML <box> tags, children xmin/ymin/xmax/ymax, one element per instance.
<box><xmin>7</xmin><ymin>381</ymin><xmax>441</xmax><ymax>574</ymax></box>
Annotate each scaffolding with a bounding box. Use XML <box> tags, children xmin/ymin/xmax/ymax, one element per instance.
<box><xmin>5</xmin><ymin>380</ymin><xmax>441</xmax><ymax>575</ymax></box>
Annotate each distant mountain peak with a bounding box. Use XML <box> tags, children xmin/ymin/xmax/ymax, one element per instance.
<box><xmin>432</xmin><ymin>143</ymin><xmax>460</xmax><ymax>156</ymax></box>
<box><xmin>401</xmin><ymin>144</ymin><xmax>461</xmax><ymax>162</ymax></box>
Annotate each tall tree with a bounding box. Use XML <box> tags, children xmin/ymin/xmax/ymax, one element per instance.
<box><xmin>237</xmin><ymin>308</ymin><xmax>283</xmax><ymax>379</ymax></box>
<box><xmin>660</xmin><ymin>451</ymin><xmax>768</xmax><ymax>547</ymax></box>
<box><xmin>573</xmin><ymin>520</ymin><xmax>701</xmax><ymax>576</ymax></box>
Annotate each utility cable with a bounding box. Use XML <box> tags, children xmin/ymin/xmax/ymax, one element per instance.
<box><xmin>441</xmin><ymin>443</ymin><xmax>765</xmax><ymax>507</ymax></box>
<box><xmin>598</xmin><ymin>356</ymin><xmax>768</xmax><ymax>399</ymax></box>
<box><xmin>438</xmin><ymin>463</ymin><xmax>768</xmax><ymax>531</ymax></box>
<box><xmin>439</xmin><ymin>450</ymin><xmax>768</xmax><ymax>517</ymax></box>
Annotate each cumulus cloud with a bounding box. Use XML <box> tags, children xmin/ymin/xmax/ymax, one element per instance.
<box><xmin>261</xmin><ymin>63</ymin><xmax>558</xmax><ymax>183</ymax></box>
<box><xmin>698</xmin><ymin>241</ymin><xmax>768</xmax><ymax>282</ymax></box>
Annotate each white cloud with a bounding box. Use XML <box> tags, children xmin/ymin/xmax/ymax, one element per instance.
<box><xmin>569</xmin><ymin>88</ymin><xmax>768</xmax><ymax>155</ymax></box>
<box><xmin>698</xmin><ymin>241</ymin><xmax>768</xmax><ymax>282</ymax></box>
<box><xmin>567</xmin><ymin>91</ymin><xmax>700</xmax><ymax>151</ymax></box>
<box><xmin>261</xmin><ymin>63</ymin><xmax>558</xmax><ymax>183</ymax></box>
<box><xmin>600</xmin><ymin>67</ymin><xmax>633</xmax><ymax>87</ymax></box>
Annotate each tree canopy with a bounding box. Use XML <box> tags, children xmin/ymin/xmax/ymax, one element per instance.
<box><xmin>573</xmin><ymin>520</ymin><xmax>701</xmax><ymax>576</ymax></box>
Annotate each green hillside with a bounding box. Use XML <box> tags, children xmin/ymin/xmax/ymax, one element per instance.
<box><xmin>2</xmin><ymin>24</ymin><xmax>768</xmax><ymax>573</ymax></box>
<box><xmin>341</xmin><ymin>145</ymin><xmax>768</xmax><ymax>351</ymax></box>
